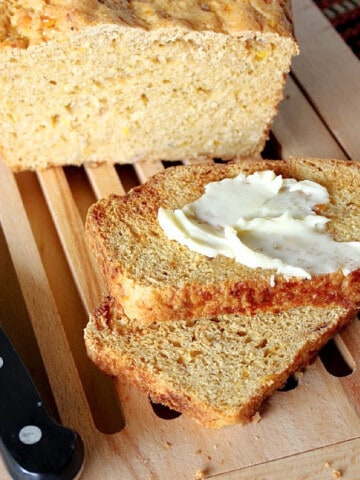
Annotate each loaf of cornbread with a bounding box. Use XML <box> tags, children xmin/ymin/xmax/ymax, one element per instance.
<box><xmin>0</xmin><ymin>0</ymin><xmax>298</xmax><ymax>170</ymax></box>
<box><xmin>84</xmin><ymin>296</ymin><xmax>355</xmax><ymax>428</ymax></box>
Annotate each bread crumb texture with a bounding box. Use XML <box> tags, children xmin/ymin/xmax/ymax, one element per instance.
<box><xmin>84</xmin><ymin>295</ymin><xmax>355</xmax><ymax>427</ymax></box>
<box><xmin>332</xmin><ymin>470</ymin><xmax>342</xmax><ymax>479</ymax></box>
<box><xmin>0</xmin><ymin>1</ymin><xmax>298</xmax><ymax>170</ymax></box>
<box><xmin>251</xmin><ymin>411</ymin><xmax>262</xmax><ymax>423</ymax></box>
<box><xmin>194</xmin><ymin>470</ymin><xmax>207</xmax><ymax>480</ymax></box>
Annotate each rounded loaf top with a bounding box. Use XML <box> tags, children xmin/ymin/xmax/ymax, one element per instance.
<box><xmin>1</xmin><ymin>0</ymin><xmax>296</xmax><ymax>48</ymax></box>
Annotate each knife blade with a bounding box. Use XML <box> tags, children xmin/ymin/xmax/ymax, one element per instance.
<box><xmin>0</xmin><ymin>324</ymin><xmax>84</xmax><ymax>480</ymax></box>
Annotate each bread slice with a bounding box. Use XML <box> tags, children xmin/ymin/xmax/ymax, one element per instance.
<box><xmin>0</xmin><ymin>1</ymin><xmax>297</xmax><ymax>171</ymax></box>
<box><xmin>85</xmin><ymin>158</ymin><xmax>360</xmax><ymax>324</ymax></box>
<box><xmin>85</xmin><ymin>296</ymin><xmax>355</xmax><ymax>428</ymax></box>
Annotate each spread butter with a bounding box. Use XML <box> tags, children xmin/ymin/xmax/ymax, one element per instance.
<box><xmin>158</xmin><ymin>170</ymin><xmax>360</xmax><ymax>279</ymax></box>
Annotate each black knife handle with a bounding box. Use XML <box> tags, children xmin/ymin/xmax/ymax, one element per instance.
<box><xmin>0</xmin><ymin>325</ymin><xmax>84</xmax><ymax>479</ymax></box>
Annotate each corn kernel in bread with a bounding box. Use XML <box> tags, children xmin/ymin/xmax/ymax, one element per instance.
<box><xmin>85</xmin><ymin>158</ymin><xmax>360</xmax><ymax>325</ymax></box>
<box><xmin>84</xmin><ymin>296</ymin><xmax>355</xmax><ymax>428</ymax></box>
<box><xmin>0</xmin><ymin>0</ymin><xmax>298</xmax><ymax>170</ymax></box>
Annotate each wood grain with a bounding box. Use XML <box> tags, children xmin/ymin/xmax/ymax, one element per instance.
<box><xmin>37</xmin><ymin>167</ymin><xmax>105</xmax><ymax>313</ymax></box>
<box><xmin>134</xmin><ymin>159</ymin><xmax>165</xmax><ymax>184</ymax></box>
<box><xmin>209</xmin><ymin>437</ymin><xmax>360</xmax><ymax>480</ymax></box>
<box><xmin>84</xmin><ymin>163</ymin><xmax>125</xmax><ymax>198</ymax></box>
<box><xmin>272</xmin><ymin>76</ymin><xmax>347</xmax><ymax>160</ymax></box>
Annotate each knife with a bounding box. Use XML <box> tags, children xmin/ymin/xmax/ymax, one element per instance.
<box><xmin>0</xmin><ymin>325</ymin><xmax>84</xmax><ymax>480</ymax></box>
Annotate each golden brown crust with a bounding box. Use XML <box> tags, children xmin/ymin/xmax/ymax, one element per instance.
<box><xmin>84</xmin><ymin>296</ymin><xmax>356</xmax><ymax>428</ymax></box>
<box><xmin>108</xmin><ymin>270</ymin><xmax>358</xmax><ymax>323</ymax></box>
<box><xmin>86</xmin><ymin>158</ymin><xmax>360</xmax><ymax>325</ymax></box>
<box><xmin>1</xmin><ymin>0</ymin><xmax>297</xmax><ymax>49</ymax></box>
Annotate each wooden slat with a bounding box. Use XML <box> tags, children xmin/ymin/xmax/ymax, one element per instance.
<box><xmin>182</xmin><ymin>158</ymin><xmax>215</xmax><ymax>165</ymax></box>
<box><xmin>37</xmin><ymin>167</ymin><xmax>105</xmax><ymax>313</ymax></box>
<box><xmin>84</xmin><ymin>163</ymin><xmax>125</xmax><ymax>198</ymax></box>
<box><xmin>272</xmin><ymin>76</ymin><xmax>347</xmax><ymax>160</ymax></box>
<box><xmin>134</xmin><ymin>159</ymin><xmax>165</xmax><ymax>184</ymax></box>
<box><xmin>291</xmin><ymin>0</ymin><xmax>360</xmax><ymax>160</ymax></box>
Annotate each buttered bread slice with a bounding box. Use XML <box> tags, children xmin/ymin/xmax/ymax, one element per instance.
<box><xmin>86</xmin><ymin>158</ymin><xmax>360</xmax><ymax>324</ymax></box>
<box><xmin>84</xmin><ymin>296</ymin><xmax>355</xmax><ymax>428</ymax></box>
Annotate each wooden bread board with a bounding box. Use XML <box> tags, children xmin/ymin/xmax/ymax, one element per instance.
<box><xmin>1</xmin><ymin>1</ymin><xmax>360</xmax><ymax>478</ymax></box>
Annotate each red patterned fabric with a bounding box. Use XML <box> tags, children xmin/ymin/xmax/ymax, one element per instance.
<box><xmin>313</xmin><ymin>0</ymin><xmax>360</xmax><ymax>58</ymax></box>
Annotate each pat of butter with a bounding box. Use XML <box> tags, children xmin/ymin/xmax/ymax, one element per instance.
<box><xmin>158</xmin><ymin>170</ymin><xmax>360</xmax><ymax>279</ymax></box>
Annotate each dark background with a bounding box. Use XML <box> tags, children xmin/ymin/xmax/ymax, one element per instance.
<box><xmin>314</xmin><ymin>0</ymin><xmax>360</xmax><ymax>58</ymax></box>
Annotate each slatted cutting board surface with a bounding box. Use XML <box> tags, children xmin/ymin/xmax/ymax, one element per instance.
<box><xmin>1</xmin><ymin>1</ymin><xmax>360</xmax><ymax>478</ymax></box>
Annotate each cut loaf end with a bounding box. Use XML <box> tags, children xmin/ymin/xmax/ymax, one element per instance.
<box><xmin>85</xmin><ymin>296</ymin><xmax>356</xmax><ymax>428</ymax></box>
<box><xmin>0</xmin><ymin>0</ymin><xmax>298</xmax><ymax>170</ymax></box>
